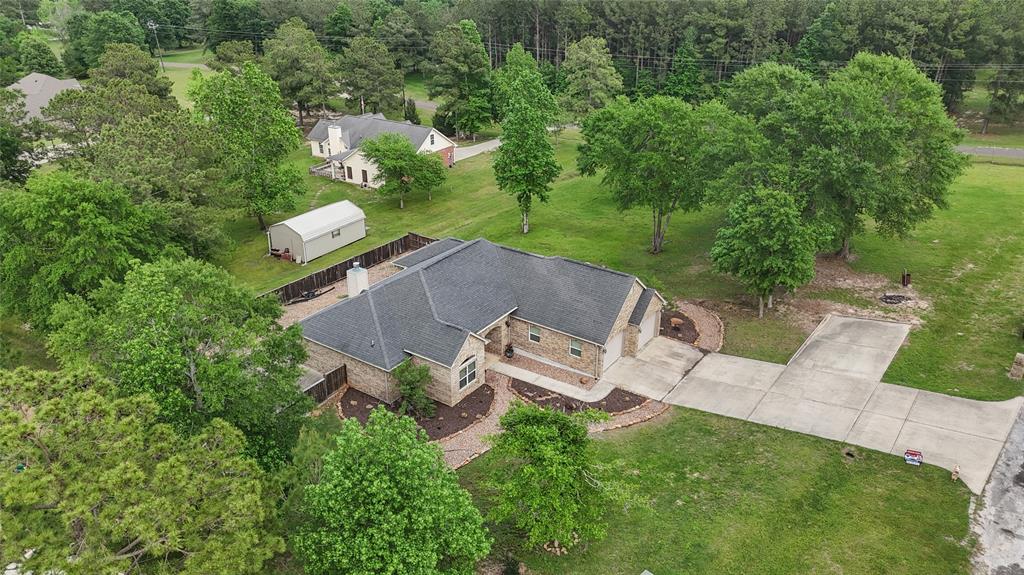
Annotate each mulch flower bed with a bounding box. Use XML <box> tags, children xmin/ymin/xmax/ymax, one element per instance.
<box><xmin>510</xmin><ymin>379</ymin><xmax>647</xmax><ymax>415</ymax></box>
<box><xmin>661</xmin><ymin>310</ymin><xmax>699</xmax><ymax>344</ymax></box>
<box><xmin>338</xmin><ymin>385</ymin><xmax>494</xmax><ymax>441</ymax></box>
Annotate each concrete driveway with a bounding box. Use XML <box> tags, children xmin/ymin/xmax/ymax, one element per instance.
<box><xmin>628</xmin><ymin>315</ymin><xmax>1022</xmax><ymax>493</ymax></box>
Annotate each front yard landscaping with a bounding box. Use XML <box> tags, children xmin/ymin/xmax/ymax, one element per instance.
<box><xmin>461</xmin><ymin>408</ymin><xmax>973</xmax><ymax>575</ymax></box>
<box><xmin>221</xmin><ymin>130</ymin><xmax>1024</xmax><ymax>401</ymax></box>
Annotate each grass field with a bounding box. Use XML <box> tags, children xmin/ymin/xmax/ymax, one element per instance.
<box><xmin>158</xmin><ymin>47</ymin><xmax>209</xmax><ymax>65</ymax></box>
<box><xmin>162</xmin><ymin>66</ymin><xmax>210</xmax><ymax>105</ymax></box>
<box><xmin>460</xmin><ymin>408</ymin><xmax>973</xmax><ymax>574</ymax></box>
<box><xmin>0</xmin><ymin>317</ymin><xmax>55</xmax><ymax>370</ymax></box>
<box><xmin>220</xmin><ymin>130</ymin><xmax>1024</xmax><ymax>400</ymax></box>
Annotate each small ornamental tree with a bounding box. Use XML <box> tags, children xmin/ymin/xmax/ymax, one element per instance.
<box><xmin>493</xmin><ymin>76</ymin><xmax>560</xmax><ymax>234</ymax></box>
<box><xmin>711</xmin><ymin>187</ymin><xmax>817</xmax><ymax>318</ymax></box>
<box><xmin>361</xmin><ymin>132</ymin><xmax>446</xmax><ymax>208</ymax></box>
<box><xmin>0</xmin><ymin>369</ymin><xmax>283</xmax><ymax>574</ymax></box>
<box><xmin>393</xmin><ymin>358</ymin><xmax>436</xmax><ymax>417</ymax></box>
<box><xmin>488</xmin><ymin>402</ymin><xmax>627</xmax><ymax>553</ymax></box>
<box><xmin>404</xmin><ymin>97</ymin><xmax>421</xmax><ymax>124</ymax></box>
<box><xmin>295</xmin><ymin>408</ymin><xmax>491</xmax><ymax>574</ymax></box>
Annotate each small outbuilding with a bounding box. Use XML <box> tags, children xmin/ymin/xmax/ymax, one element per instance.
<box><xmin>267</xmin><ymin>200</ymin><xmax>366</xmax><ymax>264</ymax></box>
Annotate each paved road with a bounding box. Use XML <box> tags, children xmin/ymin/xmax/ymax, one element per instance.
<box><xmin>454</xmin><ymin>138</ymin><xmax>501</xmax><ymax>161</ymax></box>
<box><xmin>159</xmin><ymin>61</ymin><xmax>210</xmax><ymax>70</ymax></box>
<box><xmin>957</xmin><ymin>144</ymin><xmax>1024</xmax><ymax>158</ymax></box>
<box><xmin>600</xmin><ymin>314</ymin><xmax>1022</xmax><ymax>494</ymax></box>
<box><xmin>414</xmin><ymin>98</ymin><xmax>437</xmax><ymax>111</ymax></box>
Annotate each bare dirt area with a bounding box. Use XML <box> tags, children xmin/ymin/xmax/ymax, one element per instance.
<box><xmin>776</xmin><ymin>256</ymin><xmax>931</xmax><ymax>334</ymax></box>
<box><xmin>510</xmin><ymin>379</ymin><xmax>648</xmax><ymax>414</ymax></box>
<box><xmin>337</xmin><ymin>384</ymin><xmax>495</xmax><ymax>441</ymax></box>
<box><xmin>278</xmin><ymin>260</ymin><xmax>402</xmax><ymax>327</ymax></box>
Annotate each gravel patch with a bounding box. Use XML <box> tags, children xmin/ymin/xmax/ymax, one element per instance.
<box><xmin>674</xmin><ymin>301</ymin><xmax>724</xmax><ymax>352</ymax></box>
<box><xmin>278</xmin><ymin>260</ymin><xmax>402</xmax><ymax>327</ymax></box>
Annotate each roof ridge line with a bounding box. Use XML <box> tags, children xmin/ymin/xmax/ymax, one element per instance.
<box><xmin>495</xmin><ymin>243</ymin><xmax>636</xmax><ymax>279</ymax></box>
<box><xmin>365</xmin><ymin>292</ymin><xmax>391</xmax><ymax>363</ymax></box>
<box><xmin>417</xmin><ymin>270</ymin><xmax>472</xmax><ymax>334</ymax></box>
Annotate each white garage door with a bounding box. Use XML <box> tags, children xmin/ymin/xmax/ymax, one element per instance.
<box><xmin>638</xmin><ymin>312</ymin><xmax>657</xmax><ymax>350</ymax></box>
<box><xmin>603</xmin><ymin>330</ymin><xmax>624</xmax><ymax>372</ymax></box>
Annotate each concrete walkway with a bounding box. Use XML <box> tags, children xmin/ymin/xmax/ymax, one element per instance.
<box><xmin>487</xmin><ymin>361</ymin><xmax>615</xmax><ymax>402</ymax></box>
<box><xmin>595</xmin><ymin>315</ymin><xmax>1021</xmax><ymax>494</ymax></box>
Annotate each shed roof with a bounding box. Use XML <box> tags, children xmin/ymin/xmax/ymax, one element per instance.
<box><xmin>6</xmin><ymin>72</ymin><xmax>81</xmax><ymax>121</ymax></box>
<box><xmin>300</xmin><ymin>238</ymin><xmax>646</xmax><ymax>371</ymax></box>
<box><xmin>270</xmin><ymin>200</ymin><xmax>365</xmax><ymax>242</ymax></box>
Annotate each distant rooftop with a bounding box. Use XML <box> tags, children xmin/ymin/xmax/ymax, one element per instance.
<box><xmin>6</xmin><ymin>72</ymin><xmax>81</xmax><ymax>121</ymax></box>
<box><xmin>307</xmin><ymin>113</ymin><xmax>440</xmax><ymax>150</ymax></box>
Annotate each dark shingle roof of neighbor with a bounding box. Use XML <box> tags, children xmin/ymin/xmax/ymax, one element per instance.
<box><xmin>307</xmin><ymin>113</ymin><xmax>436</xmax><ymax>150</ymax></box>
<box><xmin>300</xmin><ymin>238</ymin><xmax>642</xmax><ymax>370</ymax></box>
<box><xmin>6</xmin><ymin>72</ymin><xmax>81</xmax><ymax>121</ymax></box>
<box><xmin>628</xmin><ymin>287</ymin><xmax>658</xmax><ymax>326</ymax></box>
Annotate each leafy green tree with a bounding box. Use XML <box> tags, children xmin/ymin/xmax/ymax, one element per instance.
<box><xmin>361</xmin><ymin>131</ymin><xmax>447</xmax><ymax>208</ymax></box>
<box><xmin>0</xmin><ymin>369</ymin><xmax>284</xmax><ymax>574</ymax></box>
<box><xmin>0</xmin><ymin>173</ymin><xmax>170</xmax><ymax>328</ymax></box>
<box><xmin>492</xmin><ymin>42</ymin><xmax>558</xmax><ymax>123</ymax></box>
<box><xmin>15</xmin><ymin>31</ymin><xmax>63</xmax><ymax>76</ymax></box>
<box><xmin>43</xmin><ymin>78</ymin><xmax>173</xmax><ymax>161</ymax></box>
<box><xmin>259</xmin><ymin>0</ymin><xmax>338</xmax><ymax>34</ymax></box>
<box><xmin>0</xmin><ymin>88</ymin><xmax>33</xmax><ymax>183</ymax></box>
<box><xmin>338</xmin><ymin>35</ymin><xmax>402</xmax><ymax>114</ymax></box>
<box><xmin>209</xmin><ymin>39</ymin><xmax>256</xmax><ymax>73</ymax></box>
<box><xmin>90</xmin><ymin>42</ymin><xmax>173</xmax><ymax>99</ymax></box>
<box><xmin>579</xmin><ymin>96</ymin><xmax>763</xmax><ymax>254</ymax></box>
<box><xmin>428</xmin><ymin>19</ymin><xmax>491</xmax><ymax>138</ymax></box>
<box><xmin>205</xmin><ymin>0</ymin><xmax>264</xmax><ymax>51</ymax></box>
<box><xmin>62</xmin><ymin>10</ymin><xmax>145</xmax><ymax>76</ymax></box>
<box><xmin>393</xmin><ymin>358</ymin><xmax>436</xmax><ymax>417</ymax></box>
<box><xmin>190</xmin><ymin>62</ymin><xmax>302</xmax><ymax>229</ymax></box>
<box><xmin>85</xmin><ymin>109</ymin><xmax>228</xmax><ymax>258</ymax></box>
<box><xmin>726</xmin><ymin>54</ymin><xmax>968</xmax><ymax>258</ymax></box>
<box><xmin>984</xmin><ymin>0</ymin><xmax>1024</xmax><ymax>128</ymax></box>
<box><xmin>711</xmin><ymin>187</ymin><xmax>818</xmax><ymax>318</ymax></box>
<box><xmin>404</xmin><ymin>96</ymin><xmax>421</xmax><ymax>124</ymax></box>
<box><xmin>560</xmin><ymin>36</ymin><xmax>622</xmax><ymax>123</ymax></box>
<box><xmin>494</xmin><ymin>76</ymin><xmax>560</xmax><ymax>234</ymax></box>
<box><xmin>323</xmin><ymin>1</ymin><xmax>353</xmax><ymax>52</ymax></box>
<box><xmin>663</xmin><ymin>39</ymin><xmax>702</xmax><ymax>102</ymax></box>
<box><xmin>263</xmin><ymin>18</ymin><xmax>339</xmax><ymax>124</ymax></box>
<box><xmin>37</xmin><ymin>0</ymin><xmax>84</xmax><ymax>41</ymax></box>
<box><xmin>373</xmin><ymin>7</ymin><xmax>423</xmax><ymax>76</ymax></box>
<box><xmin>47</xmin><ymin>257</ymin><xmax>313</xmax><ymax>467</ymax></box>
<box><xmin>487</xmin><ymin>403</ymin><xmax>623</xmax><ymax>552</ymax></box>
<box><xmin>295</xmin><ymin>407</ymin><xmax>491</xmax><ymax>575</ymax></box>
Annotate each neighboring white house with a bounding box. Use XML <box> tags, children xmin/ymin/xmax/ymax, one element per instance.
<box><xmin>267</xmin><ymin>200</ymin><xmax>366</xmax><ymax>264</ymax></box>
<box><xmin>6</xmin><ymin>72</ymin><xmax>81</xmax><ymax>121</ymax></box>
<box><xmin>307</xmin><ymin>113</ymin><xmax>456</xmax><ymax>188</ymax></box>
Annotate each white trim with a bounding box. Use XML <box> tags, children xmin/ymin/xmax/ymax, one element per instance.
<box><xmin>633</xmin><ymin>278</ymin><xmax>667</xmax><ymax>304</ymax></box>
<box><xmin>569</xmin><ymin>338</ymin><xmax>583</xmax><ymax>358</ymax></box>
<box><xmin>458</xmin><ymin>356</ymin><xmax>477</xmax><ymax>389</ymax></box>
<box><xmin>528</xmin><ymin>325</ymin><xmax>541</xmax><ymax>342</ymax></box>
<box><xmin>476</xmin><ymin>308</ymin><xmax>518</xmax><ymax>334</ymax></box>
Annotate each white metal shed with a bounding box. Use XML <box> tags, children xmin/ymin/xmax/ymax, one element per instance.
<box><xmin>267</xmin><ymin>200</ymin><xmax>366</xmax><ymax>264</ymax></box>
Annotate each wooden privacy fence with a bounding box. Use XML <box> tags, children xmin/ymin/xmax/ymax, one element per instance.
<box><xmin>306</xmin><ymin>365</ymin><xmax>347</xmax><ymax>404</ymax></box>
<box><xmin>267</xmin><ymin>232</ymin><xmax>436</xmax><ymax>303</ymax></box>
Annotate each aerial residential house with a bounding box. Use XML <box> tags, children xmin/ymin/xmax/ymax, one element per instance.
<box><xmin>300</xmin><ymin>238</ymin><xmax>665</xmax><ymax>406</ymax></box>
<box><xmin>267</xmin><ymin>200</ymin><xmax>366</xmax><ymax>264</ymax></box>
<box><xmin>306</xmin><ymin>113</ymin><xmax>456</xmax><ymax>187</ymax></box>
<box><xmin>6</xmin><ymin>72</ymin><xmax>81</xmax><ymax>121</ymax></box>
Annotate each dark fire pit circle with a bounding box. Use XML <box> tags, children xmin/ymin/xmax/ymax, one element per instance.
<box><xmin>879</xmin><ymin>294</ymin><xmax>912</xmax><ymax>305</ymax></box>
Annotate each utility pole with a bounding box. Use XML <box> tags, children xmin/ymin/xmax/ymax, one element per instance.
<box><xmin>148</xmin><ymin>21</ymin><xmax>166</xmax><ymax>72</ymax></box>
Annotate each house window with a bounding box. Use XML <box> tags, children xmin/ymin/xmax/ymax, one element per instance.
<box><xmin>569</xmin><ymin>338</ymin><xmax>583</xmax><ymax>358</ymax></box>
<box><xmin>318</xmin><ymin>142</ymin><xmax>324</xmax><ymax>154</ymax></box>
<box><xmin>331</xmin><ymin>229</ymin><xmax>341</xmax><ymax>238</ymax></box>
<box><xmin>361</xmin><ymin>169</ymin><xmax>368</xmax><ymax>183</ymax></box>
<box><xmin>346</xmin><ymin>166</ymin><xmax>353</xmax><ymax>180</ymax></box>
<box><xmin>458</xmin><ymin>358</ymin><xmax>477</xmax><ymax>389</ymax></box>
<box><xmin>528</xmin><ymin>326</ymin><xmax>541</xmax><ymax>343</ymax></box>
<box><xmin>430</xmin><ymin>133</ymin><xmax>435</xmax><ymax>146</ymax></box>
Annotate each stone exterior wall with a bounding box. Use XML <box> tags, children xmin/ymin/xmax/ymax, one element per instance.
<box><xmin>624</xmin><ymin>326</ymin><xmax>640</xmax><ymax>357</ymax></box>
<box><xmin>410</xmin><ymin>355</ymin><xmax>453</xmax><ymax>405</ymax></box>
<box><xmin>449</xmin><ymin>335</ymin><xmax>487</xmax><ymax>405</ymax></box>
<box><xmin>509</xmin><ymin>317</ymin><xmax>601</xmax><ymax>376</ymax></box>
<box><xmin>304</xmin><ymin>340</ymin><xmax>398</xmax><ymax>403</ymax></box>
<box><xmin>624</xmin><ymin>292</ymin><xmax>664</xmax><ymax>355</ymax></box>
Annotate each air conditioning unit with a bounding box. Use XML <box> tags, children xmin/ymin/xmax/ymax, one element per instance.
<box><xmin>360</xmin><ymin>182</ymin><xmax>367</xmax><ymax>189</ymax></box>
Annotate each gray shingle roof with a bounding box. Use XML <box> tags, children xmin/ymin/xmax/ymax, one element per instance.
<box><xmin>307</xmin><ymin>113</ymin><xmax>436</xmax><ymax>150</ymax></box>
<box><xmin>300</xmin><ymin>238</ymin><xmax>643</xmax><ymax>370</ymax></box>
<box><xmin>628</xmin><ymin>288</ymin><xmax>657</xmax><ymax>326</ymax></box>
<box><xmin>7</xmin><ymin>72</ymin><xmax>80</xmax><ymax>121</ymax></box>
<box><xmin>393</xmin><ymin>237</ymin><xmax>465</xmax><ymax>268</ymax></box>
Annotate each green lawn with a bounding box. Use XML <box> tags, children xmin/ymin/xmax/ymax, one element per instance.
<box><xmin>460</xmin><ymin>408</ymin><xmax>973</xmax><ymax>574</ymax></box>
<box><xmin>0</xmin><ymin>316</ymin><xmax>56</xmax><ymax>370</ymax></box>
<box><xmin>961</xmin><ymin>126</ymin><xmax>1024</xmax><ymax>149</ymax></box>
<box><xmin>404</xmin><ymin>72</ymin><xmax>431</xmax><ymax>102</ymax></box>
<box><xmin>162</xmin><ymin>66</ymin><xmax>210</xmax><ymax>106</ymax></box>
<box><xmin>158</xmin><ymin>47</ymin><xmax>210</xmax><ymax>65</ymax></box>
<box><xmin>221</xmin><ymin>132</ymin><xmax>1024</xmax><ymax>399</ymax></box>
